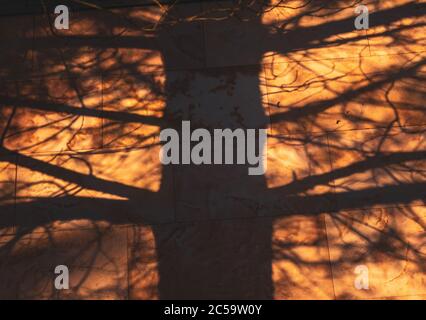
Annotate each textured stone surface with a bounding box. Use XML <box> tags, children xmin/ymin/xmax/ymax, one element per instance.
<box><xmin>0</xmin><ymin>0</ymin><xmax>424</xmax><ymax>300</ymax></box>
<box><xmin>326</xmin><ymin>206</ymin><xmax>426</xmax><ymax>299</ymax></box>
<box><xmin>14</xmin><ymin>145</ymin><xmax>174</xmax><ymax>229</ymax></box>
<box><xmin>327</xmin><ymin>126</ymin><xmax>426</xmax><ymax>210</ymax></box>
<box><xmin>0</xmin><ymin>14</ymin><xmax>34</xmax><ymax>79</ymax></box>
<box><xmin>0</xmin><ymin>226</ymin><xmax>128</xmax><ymax>299</ymax></box>
<box><xmin>1</xmin><ymin>77</ymin><xmax>102</xmax><ymax>154</ymax></box>
<box><xmin>273</xmin><ymin>214</ymin><xmax>335</xmax><ymax>299</ymax></box>
<box><xmin>129</xmin><ymin>218</ymin><xmax>274</xmax><ymax>299</ymax></box>
<box><xmin>264</xmin><ymin>54</ymin><xmax>426</xmax><ymax>135</ymax></box>
<box><xmin>0</xmin><ymin>157</ymin><xmax>16</xmax><ymax>236</ymax></box>
<box><xmin>101</xmin><ymin>71</ymin><xmax>165</xmax><ymax>148</ymax></box>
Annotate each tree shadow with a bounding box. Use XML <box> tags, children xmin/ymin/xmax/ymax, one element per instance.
<box><xmin>0</xmin><ymin>0</ymin><xmax>425</xmax><ymax>299</ymax></box>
